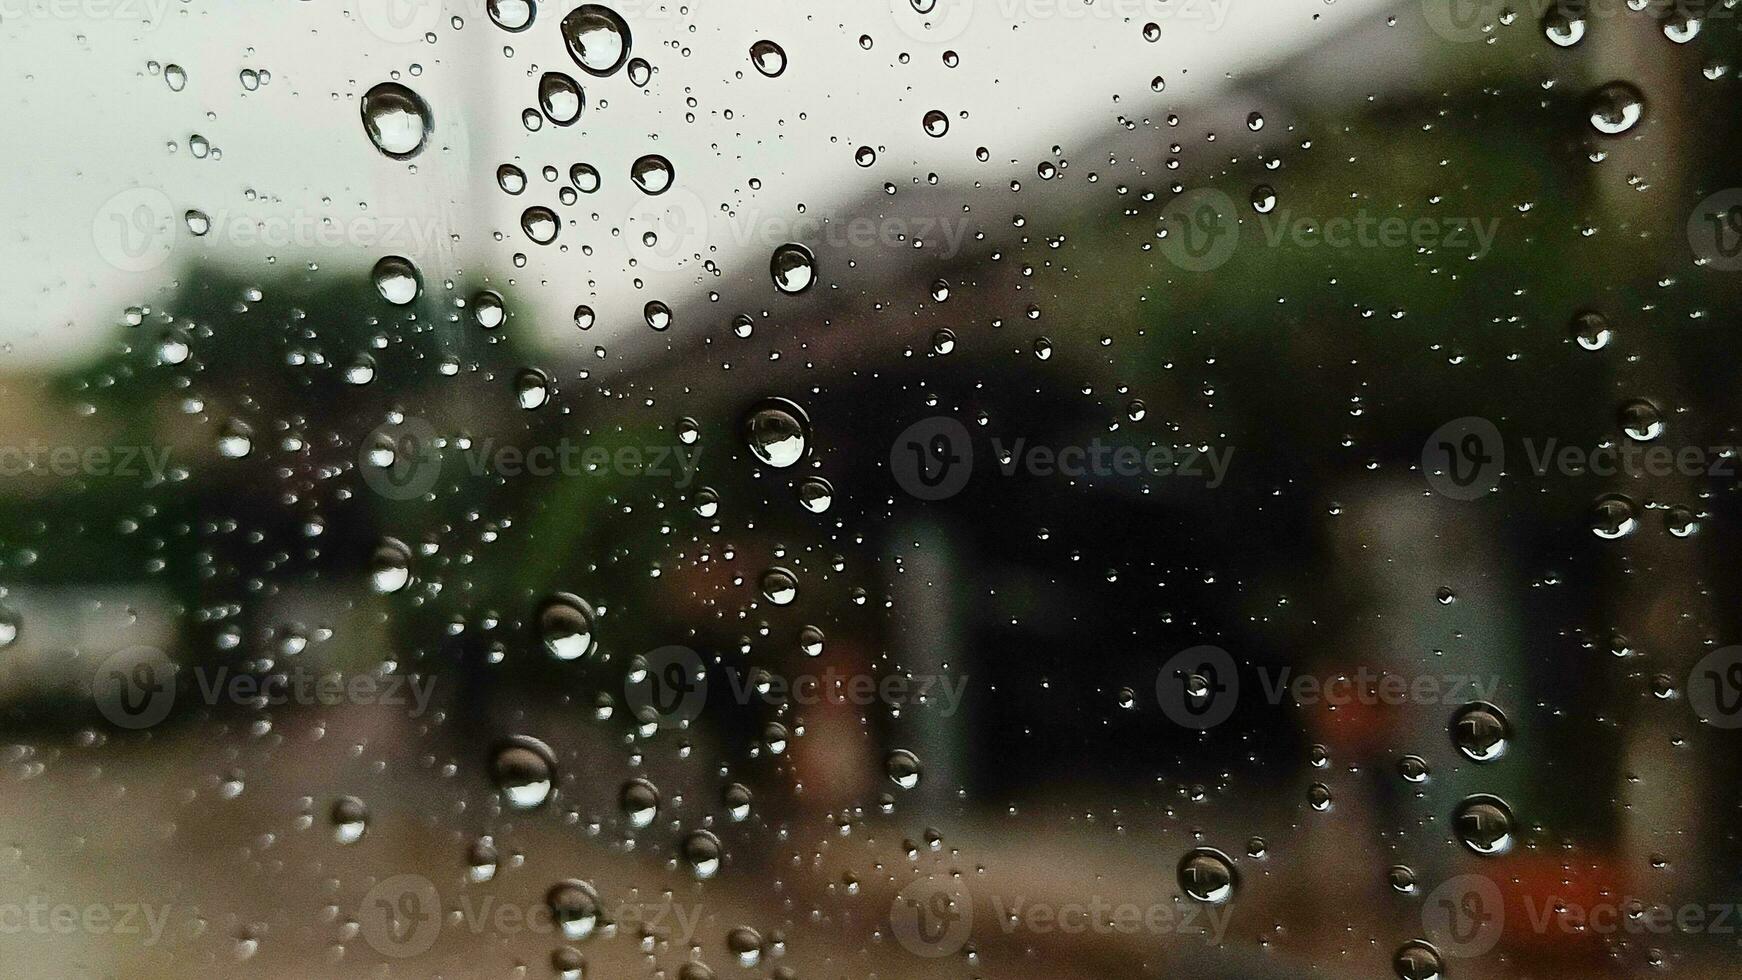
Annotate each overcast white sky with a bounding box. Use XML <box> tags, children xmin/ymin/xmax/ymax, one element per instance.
<box><xmin>0</xmin><ymin>0</ymin><xmax>1395</xmax><ymax>369</ymax></box>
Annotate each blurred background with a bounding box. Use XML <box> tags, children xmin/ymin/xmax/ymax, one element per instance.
<box><xmin>2</xmin><ymin>0</ymin><xmax>1742</xmax><ymax>977</ymax></box>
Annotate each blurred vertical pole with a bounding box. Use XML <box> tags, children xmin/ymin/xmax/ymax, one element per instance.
<box><xmin>892</xmin><ymin>518</ymin><xmax>966</xmax><ymax>817</ymax></box>
<box><xmin>1591</xmin><ymin>9</ymin><xmax>1709</xmax><ymax>900</ymax></box>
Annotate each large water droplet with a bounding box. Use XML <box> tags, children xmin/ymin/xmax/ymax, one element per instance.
<box><xmin>620</xmin><ymin>777</ymin><xmax>660</xmax><ymax>828</ymax></box>
<box><xmin>372</xmin><ymin>255</ymin><xmax>422</xmax><ymax>305</ymax></box>
<box><xmin>487</xmin><ymin>0</ymin><xmax>536</xmax><ymax>31</ymax></box>
<box><xmin>886</xmin><ymin>749</ymin><xmax>922</xmax><ymax>789</ymax></box>
<box><xmin>769</xmin><ymin>243</ymin><xmax>815</xmax><ymax>294</ymax></box>
<box><xmin>1453</xmin><ymin>794</ymin><xmax>1516</xmax><ymax>855</ymax></box>
<box><xmin>561</xmin><ymin>4</ymin><xmax>632</xmax><ymax>77</ymax></box>
<box><xmin>1451</xmin><ymin>701</ymin><xmax>1510</xmax><ymax>762</ymax></box>
<box><xmin>1393</xmin><ymin>941</ymin><xmax>1445</xmax><ymax>980</ymax></box>
<box><xmin>537</xmin><ymin>593</ymin><xmax>596</xmax><ymax>660</ymax></box>
<box><xmin>360</xmin><ymin>82</ymin><xmax>432</xmax><ymax>160</ymax></box>
<box><xmin>683</xmin><ymin>829</ymin><xmax>723</xmax><ymax>878</ymax></box>
<box><xmin>539</xmin><ymin>72</ymin><xmax>585</xmax><ymax>125</ymax></box>
<box><xmin>331</xmin><ymin>796</ymin><xmax>369</xmax><ymax>844</ymax></box>
<box><xmin>630</xmin><ymin>154</ymin><xmax>675</xmax><ymax>195</ymax></box>
<box><xmin>1178</xmin><ymin>847</ymin><xmax>1237</xmax><ymax>903</ymax></box>
<box><xmin>370</xmin><ymin>537</ymin><xmax>412</xmax><ymax>593</ymax></box>
<box><xmin>547</xmin><ymin>879</ymin><xmax>602</xmax><ymax>940</ymax></box>
<box><xmin>749</xmin><ymin>39</ymin><xmax>786</xmax><ymax>77</ymax></box>
<box><xmin>1588</xmin><ymin>81</ymin><xmax>1645</xmax><ymax>136</ymax></box>
<box><xmin>744</xmin><ymin>398</ymin><xmax>810</xmax><ymax>468</ymax></box>
<box><xmin>491</xmin><ymin>735</ymin><xmax>557</xmax><ymax>809</ymax></box>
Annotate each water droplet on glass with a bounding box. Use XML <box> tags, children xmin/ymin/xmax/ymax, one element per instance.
<box><xmin>537</xmin><ymin>593</ymin><xmax>596</xmax><ymax>660</ymax></box>
<box><xmin>1394</xmin><ymin>940</ymin><xmax>1445</xmax><ymax>980</ymax></box>
<box><xmin>760</xmin><ymin>567</ymin><xmax>799</xmax><ymax>606</ymax></box>
<box><xmin>744</xmin><ymin>398</ymin><xmax>810</xmax><ymax>468</ymax></box>
<box><xmin>372</xmin><ymin>255</ymin><xmax>422</xmax><ymax>305</ymax></box>
<box><xmin>547</xmin><ymin>879</ymin><xmax>602</xmax><ymax>940</ymax></box>
<box><xmin>750</xmin><ymin>39</ymin><xmax>786</xmax><ymax>77</ymax></box>
<box><xmin>360</xmin><ymin>82</ymin><xmax>432</xmax><ymax>160</ymax></box>
<box><xmin>797</xmin><ymin>477</ymin><xmax>833</xmax><ymax>513</ymax></box>
<box><xmin>491</xmin><ymin>735</ymin><xmax>557</xmax><ymax>809</ymax></box>
<box><xmin>886</xmin><ymin>749</ymin><xmax>922</xmax><ymax>789</ymax></box>
<box><xmin>620</xmin><ymin>777</ymin><xmax>660</xmax><ymax>828</ymax></box>
<box><xmin>683</xmin><ymin>829</ymin><xmax>722</xmax><ymax>878</ymax></box>
<box><xmin>538</xmin><ymin>72</ymin><xmax>585</xmax><ymax>125</ymax></box>
<box><xmin>561</xmin><ymin>4</ymin><xmax>632</xmax><ymax>76</ymax></box>
<box><xmin>770</xmin><ymin>243</ymin><xmax>815</xmax><ymax>294</ymax></box>
<box><xmin>487</xmin><ymin>0</ymin><xmax>536</xmax><ymax>32</ymax></box>
<box><xmin>1451</xmin><ymin>701</ymin><xmax>1510</xmax><ymax>762</ymax></box>
<box><xmin>1571</xmin><ymin>310</ymin><xmax>1612</xmax><ymax>350</ymax></box>
<box><xmin>630</xmin><ymin>154</ymin><xmax>675</xmax><ymax>195</ymax></box>
<box><xmin>1453</xmin><ymin>794</ymin><xmax>1516</xmax><ymax>855</ymax></box>
<box><xmin>331</xmin><ymin>796</ymin><xmax>368</xmax><ymax>844</ymax></box>
<box><xmin>1618</xmin><ymin>398</ymin><xmax>1663</xmax><ymax>441</ymax></box>
<box><xmin>515</xmin><ymin>367</ymin><xmax>551</xmax><ymax>409</ymax></box>
<box><xmin>1590</xmin><ymin>494</ymin><xmax>1639</xmax><ymax>539</ymax></box>
<box><xmin>1178</xmin><ymin>847</ymin><xmax>1236</xmax><ymax>903</ymax></box>
<box><xmin>922</xmin><ymin>109</ymin><xmax>950</xmax><ymax>137</ymax></box>
<box><xmin>370</xmin><ymin>537</ymin><xmax>412</xmax><ymax>593</ymax></box>
<box><xmin>1588</xmin><ymin>81</ymin><xmax>1645</xmax><ymax>135</ymax></box>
